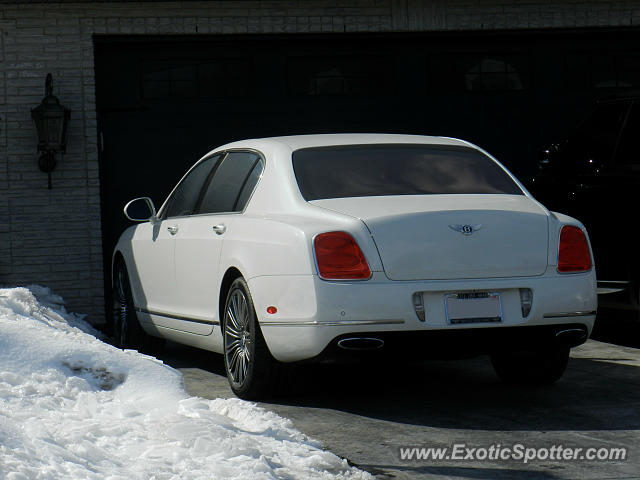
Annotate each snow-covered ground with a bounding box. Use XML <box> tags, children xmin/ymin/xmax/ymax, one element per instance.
<box><xmin>0</xmin><ymin>286</ymin><xmax>370</xmax><ymax>480</ymax></box>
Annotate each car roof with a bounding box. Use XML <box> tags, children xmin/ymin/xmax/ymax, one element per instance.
<box><xmin>214</xmin><ymin>133</ymin><xmax>472</xmax><ymax>153</ymax></box>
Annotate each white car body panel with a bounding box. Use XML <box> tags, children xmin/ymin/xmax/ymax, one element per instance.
<box><xmin>311</xmin><ymin>194</ymin><xmax>550</xmax><ymax>280</ymax></box>
<box><xmin>113</xmin><ymin>133</ymin><xmax>597</xmax><ymax>363</ymax></box>
<box><xmin>126</xmin><ymin>220</ymin><xmax>177</xmax><ymax>315</ymax></box>
<box><xmin>173</xmin><ymin>214</ymin><xmax>235</xmax><ymax>334</ymax></box>
<box><xmin>252</xmin><ymin>271</ymin><xmax>597</xmax><ymax>362</ymax></box>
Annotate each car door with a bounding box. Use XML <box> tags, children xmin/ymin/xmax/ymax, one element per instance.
<box><xmin>173</xmin><ymin>150</ymin><xmax>264</xmax><ymax>334</ymax></box>
<box><xmin>137</xmin><ymin>154</ymin><xmax>220</xmax><ymax>330</ymax></box>
<box><xmin>128</xmin><ymin>219</ymin><xmax>176</xmax><ymax>317</ymax></box>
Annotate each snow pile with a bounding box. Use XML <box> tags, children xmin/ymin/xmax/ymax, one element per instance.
<box><xmin>0</xmin><ymin>286</ymin><xmax>370</xmax><ymax>480</ymax></box>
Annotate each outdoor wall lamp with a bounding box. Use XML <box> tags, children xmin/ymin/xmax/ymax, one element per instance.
<box><xmin>31</xmin><ymin>73</ymin><xmax>71</xmax><ymax>189</ymax></box>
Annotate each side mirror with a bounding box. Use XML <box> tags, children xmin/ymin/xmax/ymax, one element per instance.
<box><xmin>124</xmin><ymin>197</ymin><xmax>156</xmax><ymax>222</ymax></box>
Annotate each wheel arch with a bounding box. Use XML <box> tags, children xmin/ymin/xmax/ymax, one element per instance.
<box><xmin>218</xmin><ymin>266</ymin><xmax>244</xmax><ymax>333</ymax></box>
<box><xmin>111</xmin><ymin>247</ymin><xmax>146</xmax><ymax>314</ymax></box>
<box><xmin>111</xmin><ymin>250</ymin><xmax>125</xmax><ymax>287</ymax></box>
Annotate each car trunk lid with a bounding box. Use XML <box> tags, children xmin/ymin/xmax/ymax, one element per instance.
<box><xmin>311</xmin><ymin>194</ymin><xmax>549</xmax><ymax>280</ymax></box>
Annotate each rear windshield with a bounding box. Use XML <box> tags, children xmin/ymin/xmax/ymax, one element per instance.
<box><xmin>292</xmin><ymin>144</ymin><xmax>523</xmax><ymax>201</ymax></box>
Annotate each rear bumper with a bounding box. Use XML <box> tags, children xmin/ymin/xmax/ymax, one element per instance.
<box><xmin>308</xmin><ymin>323</ymin><xmax>589</xmax><ymax>364</ymax></box>
<box><xmin>248</xmin><ymin>270</ymin><xmax>597</xmax><ymax>362</ymax></box>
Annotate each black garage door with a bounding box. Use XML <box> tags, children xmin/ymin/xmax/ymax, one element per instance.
<box><xmin>95</xmin><ymin>29</ymin><xmax>640</xmax><ymax>303</ymax></box>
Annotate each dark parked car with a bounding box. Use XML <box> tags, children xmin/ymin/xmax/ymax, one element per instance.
<box><xmin>529</xmin><ymin>96</ymin><xmax>640</xmax><ymax>318</ymax></box>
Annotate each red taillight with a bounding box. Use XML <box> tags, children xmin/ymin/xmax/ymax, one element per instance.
<box><xmin>314</xmin><ymin>232</ymin><xmax>371</xmax><ymax>280</ymax></box>
<box><xmin>558</xmin><ymin>225</ymin><xmax>591</xmax><ymax>273</ymax></box>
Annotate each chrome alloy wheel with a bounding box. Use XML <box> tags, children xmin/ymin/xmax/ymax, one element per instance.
<box><xmin>224</xmin><ymin>289</ymin><xmax>252</xmax><ymax>387</ymax></box>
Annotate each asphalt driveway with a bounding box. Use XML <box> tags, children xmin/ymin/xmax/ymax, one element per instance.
<box><xmin>159</xmin><ymin>338</ymin><xmax>640</xmax><ymax>480</ymax></box>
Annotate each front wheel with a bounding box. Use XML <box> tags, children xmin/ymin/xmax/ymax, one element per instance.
<box><xmin>112</xmin><ymin>260</ymin><xmax>164</xmax><ymax>354</ymax></box>
<box><xmin>223</xmin><ymin>277</ymin><xmax>281</xmax><ymax>399</ymax></box>
<box><xmin>490</xmin><ymin>344</ymin><xmax>570</xmax><ymax>385</ymax></box>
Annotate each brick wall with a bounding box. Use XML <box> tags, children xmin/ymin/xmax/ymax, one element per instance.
<box><xmin>0</xmin><ymin>0</ymin><xmax>639</xmax><ymax>323</ymax></box>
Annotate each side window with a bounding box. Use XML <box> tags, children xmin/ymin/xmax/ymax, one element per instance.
<box><xmin>615</xmin><ymin>102</ymin><xmax>639</xmax><ymax>164</ymax></box>
<box><xmin>197</xmin><ymin>151</ymin><xmax>261</xmax><ymax>214</ymax></box>
<box><xmin>163</xmin><ymin>154</ymin><xmax>221</xmax><ymax>218</ymax></box>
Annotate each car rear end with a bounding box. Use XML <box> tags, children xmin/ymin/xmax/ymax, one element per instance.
<box><xmin>254</xmin><ymin>138</ymin><xmax>597</xmax><ymax>365</ymax></box>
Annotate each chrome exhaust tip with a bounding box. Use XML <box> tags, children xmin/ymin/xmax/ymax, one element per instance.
<box><xmin>555</xmin><ymin>327</ymin><xmax>588</xmax><ymax>347</ymax></box>
<box><xmin>337</xmin><ymin>337</ymin><xmax>385</xmax><ymax>351</ymax></box>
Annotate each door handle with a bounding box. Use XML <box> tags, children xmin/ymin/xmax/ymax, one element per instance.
<box><xmin>212</xmin><ymin>224</ymin><xmax>226</xmax><ymax>235</ymax></box>
<box><xmin>167</xmin><ymin>225</ymin><xmax>179</xmax><ymax>235</ymax></box>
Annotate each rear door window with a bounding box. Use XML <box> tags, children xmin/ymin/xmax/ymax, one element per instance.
<box><xmin>197</xmin><ymin>151</ymin><xmax>262</xmax><ymax>214</ymax></box>
<box><xmin>292</xmin><ymin>144</ymin><xmax>523</xmax><ymax>201</ymax></box>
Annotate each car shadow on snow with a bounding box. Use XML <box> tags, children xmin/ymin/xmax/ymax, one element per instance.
<box><xmin>157</xmin><ymin>339</ymin><xmax>640</xmax><ymax>433</ymax></box>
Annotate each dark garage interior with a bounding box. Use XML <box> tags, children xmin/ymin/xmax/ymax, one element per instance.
<box><xmin>95</xmin><ymin>28</ymin><xmax>640</xmax><ymax>299</ymax></box>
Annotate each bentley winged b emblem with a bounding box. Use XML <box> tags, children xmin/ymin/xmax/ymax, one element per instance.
<box><xmin>449</xmin><ymin>224</ymin><xmax>483</xmax><ymax>236</ymax></box>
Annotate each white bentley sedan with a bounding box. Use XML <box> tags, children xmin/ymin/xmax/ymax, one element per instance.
<box><xmin>112</xmin><ymin>134</ymin><xmax>597</xmax><ymax>399</ymax></box>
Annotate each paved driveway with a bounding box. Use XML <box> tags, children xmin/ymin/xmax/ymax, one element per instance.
<box><xmin>159</xmin><ymin>340</ymin><xmax>640</xmax><ymax>480</ymax></box>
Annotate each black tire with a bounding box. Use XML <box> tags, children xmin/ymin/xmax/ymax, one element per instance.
<box><xmin>223</xmin><ymin>277</ymin><xmax>282</xmax><ymax>400</ymax></box>
<box><xmin>112</xmin><ymin>260</ymin><xmax>165</xmax><ymax>354</ymax></box>
<box><xmin>490</xmin><ymin>344</ymin><xmax>570</xmax><ymax>385</ymax></box>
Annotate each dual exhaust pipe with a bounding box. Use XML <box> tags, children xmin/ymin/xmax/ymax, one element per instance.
<box><xmin>336</xmin><ymin>326</ymin><xmax>587</xmax><ymax>352</ymax></box>
<box><xmin>337</xmin><ymin>337</ymin><xmax>385</xmax><ymax>351</ymax></box>
<box><xmin>555</xmin><ymin>327</ymin><xmax>588</xmax><ymax>347</ymax></box>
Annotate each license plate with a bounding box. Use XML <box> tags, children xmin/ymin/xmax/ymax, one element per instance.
<box><xmin>445</xmin><ymin>292</ymin><xmax>503</xmax><ymax>325</ymax></box>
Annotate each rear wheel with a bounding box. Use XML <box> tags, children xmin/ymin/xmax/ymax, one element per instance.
<box><xmin>223</xmin><ymin>277</ymin><xmax>281</xmax><ymax>399</ymax></box>
<box><xmin>490</xmin><ymin>344</ymin><xmax>570</xmax><ymax>385</ymax></box>
<box><xmin>112</xmin><ymin>260</ymin><xmax>164</xmax><ymax>354</ymax></box>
